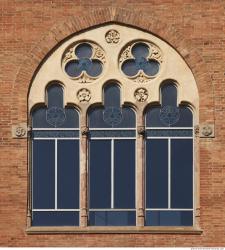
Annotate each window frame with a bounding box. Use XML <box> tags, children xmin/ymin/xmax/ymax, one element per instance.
<box><xmin>27</xmin><ymin>24</ymin><xmax>201</xmax><ymax>234</ymax></box>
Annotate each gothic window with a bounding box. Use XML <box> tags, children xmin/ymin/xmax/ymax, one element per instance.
<box><xmin>28</xmin><ymin>24</ymin><xmax>199</xmax><ymax>231</ymax></box>
<box><xmin>31</xmin><ymin>84</ymin><xmax>80</xmax><ymax>226</ymax></box>
<box><xmin>145</xmin><ymin>82</ymin><xmax>193</xmax><ymax>226</ymax></box>
<box><xmin>88</xmin><ymin>83</ymin><xmax>136</xmax><ymax>226</ymax></box>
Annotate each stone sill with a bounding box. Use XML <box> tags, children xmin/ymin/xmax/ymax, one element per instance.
<box><xmin>26</xmin><ymin>226</ymin><xmax>203</xmax><ymax>234</ymax></box>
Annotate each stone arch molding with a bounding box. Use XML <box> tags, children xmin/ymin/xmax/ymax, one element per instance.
<box><xmin>12</xmin><ymin>7</ymin><xmax>214</xmax><ymax>124</ymax></box>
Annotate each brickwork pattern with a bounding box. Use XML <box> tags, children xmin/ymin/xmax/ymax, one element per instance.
<box><xmin>0</xmin><ymin>0</ymin><xmax>225</xmax><ymax>247</ymax></box>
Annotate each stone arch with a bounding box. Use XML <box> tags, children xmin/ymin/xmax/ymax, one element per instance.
<box><xmin>11</xmin><ymin>7</ymin><xmax>214</xmax><ymax>124</ymax></box>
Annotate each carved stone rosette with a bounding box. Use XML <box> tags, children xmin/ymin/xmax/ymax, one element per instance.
<box><xmin>77</xmin><ymin>88</ymin><xmax>91</xmax><ymax>103</ymax></box>
<box><xmin>105</xmin><ymin>30</ymin><xmax>120</xmax><ymax>44</ymax></box>
<box><xmin>62</xmin><ymin>41</ymin><xmax>106</xmax><ymax>84</ymax></box>
<box><xmin>12</xmin><ymin>123</ymin><xmax>27</xmax><ymax>138</ymax></box>
<box><xmin>134</xmin><ymin>88</ymin><xmax>148</xmax><ymax>102</ymax></box>
<box><xmin>119</xmin><ymin>41</ymin><xmax>163</xmax><ymax>83</ymax></box>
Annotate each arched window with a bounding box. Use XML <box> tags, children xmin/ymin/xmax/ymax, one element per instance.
<box><xmin>31</xmin><ymin>84</ymin><xmax>80</xmax><ymax>226</ymax></box>
<box><xmin>28</xmin><ymin>24</ymin><xmax>199</xmax><ymax>232</ymax></box>
<box><xmin>145</xmin><ymin>82</ymin><xmax>193</xmax><ymax>226</ymax></box>
<box><xmin>88</xmin><ymin>83</ymin><xmax>136</xmax><ymax>226</ymax></box>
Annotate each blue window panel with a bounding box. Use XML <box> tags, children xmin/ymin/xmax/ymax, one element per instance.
<box><xmin>33</xmin><ymin>140</ymin><xmax>55</xmax><ymax>209</ymax></box>
<box><xmin>132</xmin><ymin>43</ymin><xmax>149</xmax><ymax>58</ymax></box>
<box><xmin>57</xmin><ymin>140</ymin><xmax>79</xmax><ymax>209</ymax></box>
<box><xmin>145</xmin><ymin>211</ymin><xmax>193</xmax><ymax>226</ymax></box>
<box><xmin>114</xmin><ymin>140</ymin><xmax>135</xmax><ymax>209</ymax></box>
<box><xmin>32</xmin><ymin>211</ymin><xmax>79</xmax><ymax>226</ymax></box>
<box><xmin>63</xmin><ymin>108</ymin><xmax>79</xmax><ymax>128</ymax></box>
<box><xmin>89</xmin><ymin>140</ymin><xmax>111</xmax><ymax>208</ymax></box>
<box><xmin>145</xmin><ymin>107</ymin><xmax>161</xmax><ymax>127</ymax></box>
<box><xmin>161</xmin><ymin>83</ymin><xmax>177</xmax><ymax>107</ymax></box>
<box><xmin>175</xmin><ymin>106</ymin><xmax>193</xmax><ymax>127</ymax></box>
<box><xmin>88</xmin><ymin>107</ymin><xmax>135</xmax><ymax>129</ymax></box>
<box><xmin>89</xmin><ymin>211</ymin><xmax>136</xmax><ymax>226</ymax></box>
<box><xmin>104</xmin><ymin>84</ymin><xmax>120</xmax><ymax>107</ymax></box>
<box><xmin>146</xmin><ymin>139</ymin><xmax>168</xmax><ymax>208</ymax></box>
<box><xmin>122</xmin><ymin>60</ymin><xmax>138</xmax><ymax>76</ymax></box>
<box><xmin>171</xmin><ymin>139</ymin><xmax>193</xmax><ymax>209</ymax></box>
<box><xmin>32</xmin><ymin>108</ymin><xmax>50</xmax><ymax>128</ymax></box>
<box><xmin>32</xmin><ymin>130</ymin><xmax>79</xmax><ymax>138</ymax></box>
<box><xmin>47</xmin><ymin>84</ymin><xmax>63</xmax><ymax>108</ymax></box>
<box><xmin>89</xmin><ymin>130</ymin><xmax>136</xmax><ymax>138</ymax></box>
<box><xmin>146</xmin><ymin>129</ymin><xmax>192</xmax><ymax>137</ymax></box>
<box><xmin>75</xmin><ymin>43</ymin><xmax>92</xmax><ymax>58</ymax></box>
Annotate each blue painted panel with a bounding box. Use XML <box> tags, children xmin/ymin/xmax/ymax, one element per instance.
<box><xmin>47</xmin><ymin>84</ymin><xmax>63</xmax><ymax>108</ymax></box>
<box><xmin>146</xmin><ymin>139</ymin><xmax>168</xmax><ymax>208</ymax></box>
<box><xmin>171</xmin><ymin>139</ymin><xmax>193</xmax><ymax>208</ymax></box>
<box><xmin>57</xmin><ymin>140</ymin><xmax>79</xmax><ymax>209</ymax></box>
<box><xmin>89</xmin><ymin>211</ymin><xmax>136</xmax><ymax>226</ymax></box>
<box><xmin>33</xmin><ymin>140</ymin><xmax>55</xmax><ymax>209</ymax></box>
<box><xmin>145</xmin><ymin>211</ymin><xmax>193</xmax><ymax>226</ymax></box>
<box><xmin>32</xmin><ymin>211</ymin><xmax>79</xmax><ymax>226</ymax></box>
<box><xmin>161</xmin><ymin>84</ymin><xmax>177</xmax><ymax>107</ymax></box>
<box><xmin>89</xmin><ymin>140</ymin><xmax>111</xmax><ymax>208</ymax></box>
<box><xmin>114</xmin><ymin>140</ymin><xmax>135</xmax><ymax>209</ymax></box>
<box><xmin>104</xmin><ymin>84</ymin><xmax>120</xmax><ymax>107</ymax></box>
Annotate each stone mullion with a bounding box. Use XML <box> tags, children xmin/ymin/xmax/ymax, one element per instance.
<box><xmin>136</xmin><ymin>107</ymin><xmax>145</xmax><ymax>226</ymax></box>
<box><xmin>80</xmin><ymin>108</ymin><xmax>88</xmax><ymax>227</ymax></box>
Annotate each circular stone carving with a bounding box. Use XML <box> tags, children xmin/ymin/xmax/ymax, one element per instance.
<box><xmin>159</xmin><ymin>106</ymin><xmax>180</xmax><ymax>126</ymax></box>
<box><xmin>77</xmin><ymin>88</ymin><xmax>91</xmax><ymax>103</ymax></box>
<box><xmin>103</xmin><ymin>107</ymin><xmax>123</xmax><ymax>127</ymax></box>
<box><xmin>46</xmin><ymin>107</ymin><xmax>66</xmax><ymax>127</ymax></box>
<box><xmin>15</xmin><ymin>126</ymin><xmax>26</xmax><ymax>137</ymax></box>
<box><xmin>202</xmin><ymin>125</ymin><xmax>213</xmax><ymax>136</ymax></box>
<box><xmin>105</xmin><ymin>30</ymin><xmax>120</xmax><ymax>44</ymax></box>
<box><xmin>134</xmin><ymin>88</ymin><xmax>148</xmax><ymax>102</ymax></box>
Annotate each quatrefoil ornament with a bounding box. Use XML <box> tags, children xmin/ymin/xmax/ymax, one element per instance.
<box><xmin>119</xmin><ymin>42</ymin><xmax>162</xmax><ymax>83</ymax></box>
<box><xmin>63</xmin><ymin>42</ymin><xmax>106</xmax><ymax>83</ymax></box>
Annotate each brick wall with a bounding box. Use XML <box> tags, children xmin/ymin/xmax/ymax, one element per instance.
<box><xmin>0</xmin><ymin>0</ymin><xmax>225</xmax><ymax>246</ymax></box>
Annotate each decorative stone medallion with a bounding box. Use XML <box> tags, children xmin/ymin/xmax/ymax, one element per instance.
<box><xmin>12</xmin><ymin>123</ymin><xmax>27</xmax><ymax>138</ymax></box>
<box><xmin>77</xmin><ymin>88</ymin><xmax>91</xmax><ymax>103</ymax></box>
<box><xmin>200</xmin><ymin>124</ymin><xmax>215</xmax><ymax>138</ymax></box>
<box><xmin>105</xmin><ymin>30</ymin><xmax>120</xmax><ymax>44</ymax></box>
<box><xmin>134</xmin><ymin>88</ymin><xmax>148</xmax><ymax>102</ymax></box>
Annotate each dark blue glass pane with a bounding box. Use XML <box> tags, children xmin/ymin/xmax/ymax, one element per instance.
<box><xmin>65</xmin><ymin>60</ymin><xmax>82</xmax><ymax>77</ymax></box>
<box><xmin>32</xmin><ymin>211</ymin><xmax>79</xmax><ymax>226</ymax></box>
<box><xmin>146</xmin><ymin>129</ymin><xmax>192</xmax><ymax>137</ymax></box>
<box><xmin>122</xmin><ymin>60</ymin><xmax>138</xmax><ymax>76</ymax></box>
<box><xmin>47</xmin><ymin>84</ymin><xmax>63</xmax><ymax>108</ymax></box>
<box><xmin>33</xmin><ymin>140</ymin><xmax>55</xmax><ymax>209</ymax></box>
<box><xmin>146</xmin><ymin>139</ymin><xmax>168</xmax><ymax>208</ymax></box>
<box><xmin>88</xmin><ymin>107</ymin><xmax>135</xmax><ymax>129</ymax></box>
<box><xmin>114</xmin><ymin>140</ymin><xmax>135</xmax><ymax>209</ymax></box>
<box><xmin>58</xmin><ymin>140</ymin><xmax>79</xmax><ymax>209</ymax></box>
<box><xmin>89</xmin><ymin>130</ymin><xmax>135</xmax><ymax>138</ymax></box>
<box><xmin>132</xmin><ymin>43</ymin><xmax>149</xmax><ymax>59</ymax></box>
<box><xmin>161</xmin><ymin>84</ymin><xmax>177</xmax><ymax>107</ymax></box>
<box><xmin>32</xmin><ymin>130</ymin><xmax>79</xmax><ymax>138</ymax></box>
<box><xmin>32</xmin><ymin>108</ymin><xmax>50</xmax><ymax>128</ymax></box>
<box><xmin>86</xmin><ymin>60</ymin><xmax>102</xmax><ymax>77</ymax></box>
<box><xmin>104</xmin><ymin>84</ymin><xmax>120</xmax><ymax>107</ymax></box>
<box><xmin>171</xmin><ymin>139</ymin><xmax>193</xmax><ymax>208</ymax></box>
<box><xmin>32</xmin><ymin>107</ymin><xmax>79</xmax><ymax>129</ymax></box>
<box><xmin>89</xmin><ymin>140</ymin><xmax>111</xmax><ymax>208</ymax></box>
<box><xmin>89</xmin><ymin>211</ymin><xmax>136</xmax><ymax>226</ymax></box>
<box><xmin>145</xmin><ymin>106</ymin><xmax>161</xmax><ymax>127</ymax></box>
<box><xmin>145</xmin><ymin>211</ymin><xmax>193</xmax><ymax>226</ymax></box>
<box><xmin>75</xmin><ymin>43</ymin><xmax>92</xmax><ymax>58</ymax></box>
<box><xmin>175</xmin><ymin>106</ymin><xmax>193</xmax><ymax>127</ymax></box>
<box><xmin>143</xmin><ymin>60</ymin><xmax>160</xmax><ymax>76</ymax></box>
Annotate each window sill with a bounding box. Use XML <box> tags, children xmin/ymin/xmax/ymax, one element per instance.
<box><xmin>26</xmin><ymin>226</ymin><xmax>203</xmax><ymax>234</ymax></box>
